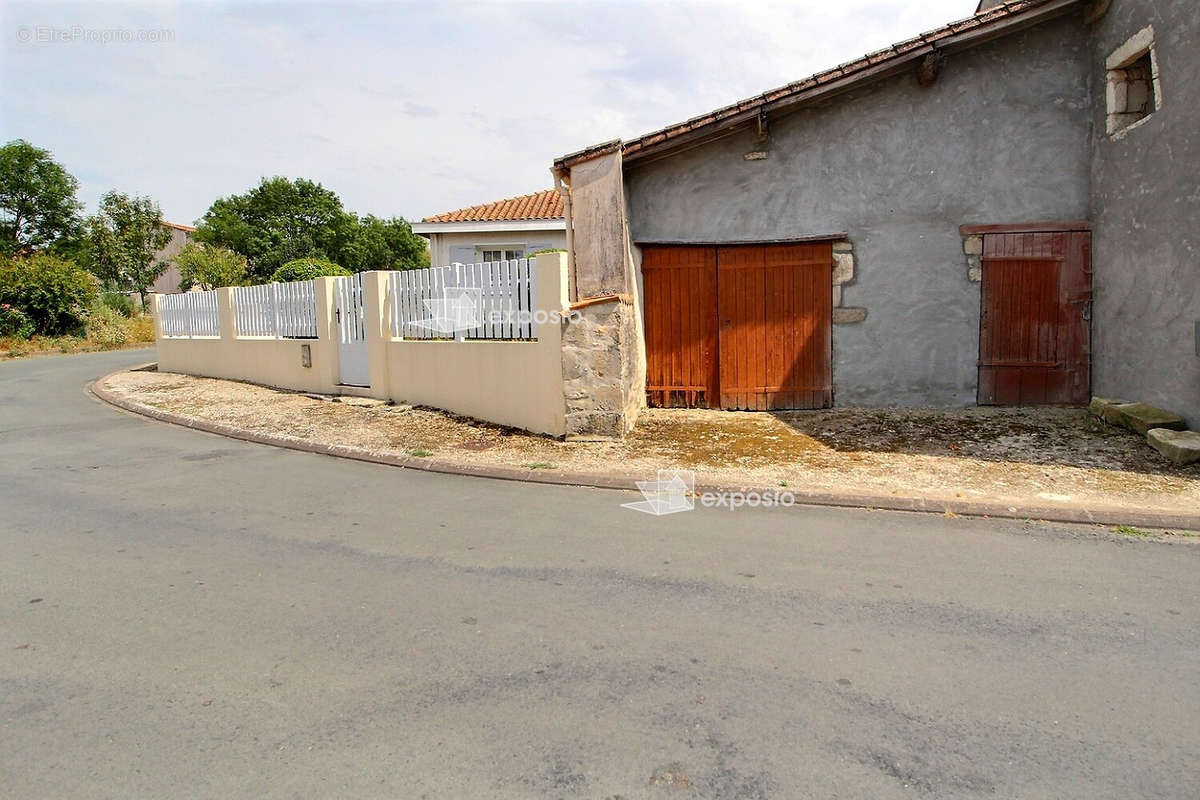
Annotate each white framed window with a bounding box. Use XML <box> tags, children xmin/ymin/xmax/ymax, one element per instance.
<box><xmin>477</xmin><ymin>245</ymin><xmax>525</xmax><ymax>262</ymax></box>
<box><xmin>1105</xmin><ymin>26</ymin><xmax>1162</xmax><ymax>138</ymax></box>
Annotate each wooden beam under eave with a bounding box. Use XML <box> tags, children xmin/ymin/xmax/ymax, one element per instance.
<box><xmin>959</xmin><ymin>221</ymin><xmax>1093</xmax><ymax>234</ymax></box>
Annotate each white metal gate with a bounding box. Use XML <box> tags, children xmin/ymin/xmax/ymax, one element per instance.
<box><xmin>335</xmin><ymin>273</ymin><xmax>369</xmax><ymax>386</ymax></box>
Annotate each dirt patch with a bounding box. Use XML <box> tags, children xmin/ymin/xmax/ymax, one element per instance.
<box><xmin>100</xmin><ymin>369</ymin><xmax>1200</xmax><ymax>516</ymax></box>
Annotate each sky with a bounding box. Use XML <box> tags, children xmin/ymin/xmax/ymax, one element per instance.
<box><xmin>1</xmin><ymin>1</ymin><xmax>976</xmax><ymax>225</ymax></box>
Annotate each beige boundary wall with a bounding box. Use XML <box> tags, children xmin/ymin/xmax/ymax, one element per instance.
<box><xmin>154</xmin><ymin>253</ymin><xmax>570</xmax><ymax>436</ymax></box>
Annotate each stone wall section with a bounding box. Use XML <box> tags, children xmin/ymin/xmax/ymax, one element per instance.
<box><xmin>831</xmin><ymin>239</ymin><xmax>867</xmax><ymax>324</ymax></box>
<box><xmin>560</xmin><ymin>298</ymin><xmax>640</xmax><ymax>439</ymax></box>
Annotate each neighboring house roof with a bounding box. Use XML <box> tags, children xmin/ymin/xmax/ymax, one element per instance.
<box><xmin>412</xmin><ymin>189</ymin><xmax>567</xmax><ymax>235</ymax></box>
<box><xmin>421</xmin><ymin>189</ymin><xmax>564</xmax><ymax>223</ymax></box>
<box><xmin>555</xmin><ymin>0</ymin><xmax>1081</xmax><ymax>168</ymax></box>
<box><xmin>161</xmin><ymin>220</ymin><xmax>196</xmax><ymax>232</ymax></box>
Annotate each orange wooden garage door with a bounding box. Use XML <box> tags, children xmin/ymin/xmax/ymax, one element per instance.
<box><xmin>642</xmin><ymin>246</ymin><xmax>719</xmax><ymax>408</ymax></box>
<box><xmin>643</xmin><ymin>243</ymin><xmax>832</xmax><ymax>410</ymax></box>
<box><xmin>978</xmin><ymin>231</ymin><xmax>1091</xmax><ymax>405</ymax></box>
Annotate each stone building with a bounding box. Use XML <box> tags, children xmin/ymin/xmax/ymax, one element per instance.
<box><xmin>551</xmin><ymin>0</ymin><xmax>1198</xmax><ymax>438</ymax></box>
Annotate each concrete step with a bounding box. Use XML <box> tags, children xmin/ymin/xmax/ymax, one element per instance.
<box><xmin>1091</xmin><ymin>398</ymin><xmax>1186</xmax><ymax>435</ymax></box>
<box><xmin>1147</xmin><ymin>428</ymin><xmax>1200</xmax><ymax>466</ymax></box>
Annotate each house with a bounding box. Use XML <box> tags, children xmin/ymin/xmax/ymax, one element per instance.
<box><xmin>148</xmin><ymin>220</ymin><xmax>196</xmax><ymax>295</ymax></box>
<box><xmin>550</xmin><ymin>0</ymin><xmax>1198</xmax><ymax>438</ymax></box>
<box><xmin>411</xmin><ymin>189</ymin><xmax>566</xmax><ymax>266</ymax></box>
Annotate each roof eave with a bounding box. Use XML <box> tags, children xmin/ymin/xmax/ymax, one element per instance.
<box><xmin>556</xmin><ymin>0</ymin><xmax>1083</xmax><ymax>170</ymax></box>
<box><xmin>624</xmin><ymin>0</ymin><xmax>1082</xmax><ymax>165</ymax></box>
<box><xmin>553</xmin><ymin>140</ymin><xmax>622</xmax><ymax>172</ymax></box>
<box><xmin>411</xmin><ymin>219</ymin><xmax>568</xmax><ymax>235</ymax></box>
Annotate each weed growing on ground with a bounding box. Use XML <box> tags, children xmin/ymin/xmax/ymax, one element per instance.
<box><xmin>1</xmin><ymin>312</ymin><xmax>154</xmax><ymax>359</ymax></box>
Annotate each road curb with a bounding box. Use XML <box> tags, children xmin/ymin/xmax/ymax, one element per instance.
<box><xmin>89</xmin><ymin>368</ymin><xmax>1200</xmax><ymax>532</ymax></box>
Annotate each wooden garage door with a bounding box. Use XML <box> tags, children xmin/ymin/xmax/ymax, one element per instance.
<box><xmin>642</xmin><ymin>246</ymin><xmax>719</xmax><ymax>408</ymax></box>
<box><xmin>978</xmin><ymin>231</ymin><xmax>1091</xmax><ymax>405</ymax></box>
<box><xmin>643</xmin><ymin>243</ymin><xmax>832</xmax><ymax>411</ymax></box>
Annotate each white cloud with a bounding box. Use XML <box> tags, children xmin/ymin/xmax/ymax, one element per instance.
<box><xmin>1</xmin><ymin>0</ymin><xmax>974</xmax><ymax>224</ymax></box>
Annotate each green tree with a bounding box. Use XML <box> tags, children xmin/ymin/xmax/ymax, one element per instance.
<box><xmin>173</xmin><ymin>242</ymin><xmax>248</xmax><ymax>291</ymax></box>
<box><xmin>87</xmin><ymin>191</ymin><xmax>172</xmax><ymax>309</ymax></box>
<box><xmin>194</xmin><ymin>177</ymin><xmax>355</xmax><ymax>281</ymax></box>
<box><xmin>194</xmin><ymin>177</ymin><xmax>430</xmax><ymax>278</ymax></box>
<box><xmin>342</xmin><ymin>215</ymin><xmax>430</xmax><ymax>272</ymax></box>
<box><xmin>269</xmin><ymin>257</ymin><xmax>350</xmax><ymax>283</ymax></box>
<box><xmin>0</xmin><ymin>140</ymin><xmax>84</xmax><ymax>256</ymax></box>
<box><xmin>0</xmin><ymin>253</ymin><xmax>98</xmax><ymax>335</ymax></box>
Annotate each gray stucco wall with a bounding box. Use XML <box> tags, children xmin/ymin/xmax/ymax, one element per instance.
<box><xmin>625</xmin><ymin>15</ymin><xmax>1092</xmax><ymax>407</ymax></box>
<box><xmin>1089</xmin><ymin>0</ymin><xmax>1200</xmax><ymax>425</ymax></box>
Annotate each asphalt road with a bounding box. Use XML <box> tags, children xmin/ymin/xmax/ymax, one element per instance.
<box><xmin>2</xmin><ymin>350</ymin><xmax>1198</xmax><ymax>799</ymax></box>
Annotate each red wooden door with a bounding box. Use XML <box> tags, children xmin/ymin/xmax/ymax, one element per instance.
<box><xmin>642</xmin><ymin>246</ymin><xmax>718</xmax><ymax>408</ymax></box>
<box><xmin>642</xmin><ymin>243</ymin><xmax>832</xmax><ymax>411</ymax></box>
<box><xmin>718</xmin><ymin>244</ymin><xmax>832</xmax><ymax>410</ymax></box>
<box><xmin>978</xmin><ymin>231</ymin><xmax>1091</xmax><ymax>405</ymax></box>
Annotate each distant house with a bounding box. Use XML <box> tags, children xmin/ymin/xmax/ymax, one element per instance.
<box><xmin>411</xmin><ymin>189</ymin><xmax>566</xmax><ymax>266</ymax></box>
<box><xmin>148</xmin><ymin>221</ymin><xmax>196</xmax><ymax>295</ymax></box>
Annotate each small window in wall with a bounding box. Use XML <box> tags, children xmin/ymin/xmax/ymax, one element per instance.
<box><xmin>478</xmin><ymin>246</ymin><xmax>524</xmax><ymax>262</ymax></box>
<box><xmin>1105</xmin><ymin>26</ymin><xmax>1162</xmax><ymax>137</ymax></box>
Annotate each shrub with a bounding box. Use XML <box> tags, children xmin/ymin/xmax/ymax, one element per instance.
<box><xmin>127</xmin><ymin>314</ymin><xmax>155</xmax><ymax>343</ymax></box>
<box><xmin>269</xmin><ymin>257</ymin><xmax>351</xmax><ymax>283</ymax></box>
<box><xmin>0</xmin><ymin>253</ymin><xmax>98</xmax><ymax>334</ymax></box>
<box><xmin>0</xmin><ymin>303</ymin><xmax>34</xmax><ymax>339</ymax></box>
<box><xmin>82</xmin><ymin>303</ymin><xmax>156</xmax><ymax>348</ymax></box>
<box><xmin>84</xmin><ymin>302</ymin><xmax>129</xmax><ymax>346</ymax></box>
<box><xmin>101</xmin><ymin>291</ymin><xmax>135</xmax><ymax>317</ymax></box>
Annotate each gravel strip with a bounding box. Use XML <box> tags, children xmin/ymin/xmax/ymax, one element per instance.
<box><xmin>101</xmin><ymin>368</ymin><xmax>1200</xmax><ymax>518</ymax></box>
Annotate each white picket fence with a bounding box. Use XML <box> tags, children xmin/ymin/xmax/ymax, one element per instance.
<box><xmin>231</xmin><ymin>281</ymin><xmax>318</xmax><ymax>338</ymax></box>
<box><xmin>158</xmin><ymin>263</ymin><xmax>538</xmax><ymax>342</ymax></box>
<box><xmin>389</xmin><ymin>259</ymin><xmax>536</xmax><ymax>341</ymax></box>
<box><xmin>158</xmin><ymin>290</ymin><xmax>219</xmax><ymax>337</ymax></box>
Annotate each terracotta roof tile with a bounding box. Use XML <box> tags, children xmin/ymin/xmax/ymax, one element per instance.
<box><xmin>161</xmin><ymin>220</ymin><xmax>196</xmax><ymax>232</ymax></box>
<box><xmin>422</xmin><ymin>189</ymin><xmax>564</xmax><ymax>223</ymax></box>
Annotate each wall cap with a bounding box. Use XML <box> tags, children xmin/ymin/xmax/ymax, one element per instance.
<box><xmin>570</xmin><ymin>293</ymin><xmax>630</xmax><ymax>311</ymax></box>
